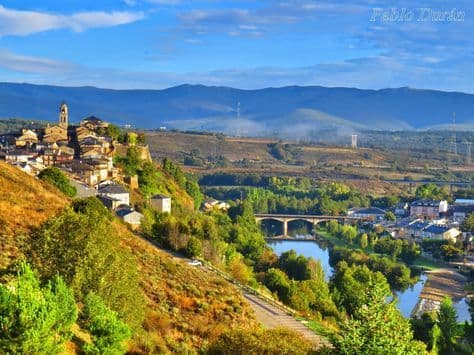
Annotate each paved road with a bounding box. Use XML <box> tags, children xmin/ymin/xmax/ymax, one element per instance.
<box><xmin>138</xmin><ymin>235</ymin><xmax>332</xmax><ymax>349</ymax></box>
<box><xmin>243</xmin><ymin>293</ymin><xmax>331</xmax><ymax>349</ymax></box>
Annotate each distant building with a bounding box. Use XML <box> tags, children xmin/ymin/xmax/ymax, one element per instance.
<box><xmin>421</xmin><ymin>225</ymin><xmax>461</xmax><ymax>242</ymax></box>
<box><xmin>15</xmin><ymin>129</ymin><xmax>38</xmax><ymax>148</ymax></box>
<box><xmin>57</xmin><ymin>160</ymin><xmax>98</xmax><ymax>186</ymax></box>
<box><xmin>453</xmin><ymin>205</ymin><xmax>474</xmax><ymax>222</ymax></box>
<box><xmin>394</xmin><ymin>202</ymin><xmax>409</xmax><ymax>216</ymax></box>
<box><xmin>43</xmin><ymin>103</ymin><xmax>69</xmax><ymax>143</ymax></box>
<box><xmin>202</xmin><ymin>198</ymin><xmax>230</xmax><ymax>212</ymax></box>
<box><xmin>454</xmin><ymin>199</ymin><xmax>474</xmax><ymax>206</ymax></box>
<box><xmin>406</xmin><ymin>220</ymin><xmax>432</xmax><ymax>238</ymax></box>
<box><xmin>80</xmin><ymin>116</ymin><xmax>108</xmax><ymax>131</ymax></box>
<box><xmin>97</xmin><ymin>195</ymin><xmax>123</xmax><ymax>211</ymax></box>
<box><xmin>98</xmin><ymin>183</ymin><xmax>130</xmax><ymax>206</ymax></box>
<box><xmin>410</xmin><ymin>200</ymin><xmax>448</xmax><ymax>219</ymax></box>
<box><xmin>3</xmin><ymin>149</ymin><xmax>38</xmax><ymax>163</ymax></box>
<box><xmin>348</xmin><ymin>207</ymin><xmax>386</xmax><ymax>220</ymax></box>
<box><xmin>150</xmin><ymin>194</ymin><xmax>171</xmax><ymax>213</ymax></box>
<box><xmin>124</xmin><ymin>175</ymin><xmax>139</xmax><ymax>190</ymax></box>
<box><xmin>116</xmin><ymin>208</ymin><xmax>144</xmax><ymax>230</ymax></box>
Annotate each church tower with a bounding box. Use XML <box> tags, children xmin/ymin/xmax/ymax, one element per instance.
<box><xmin>59</xmin><ymin>102</ymin><xmax>68</xmax><ymax>129</ymax></box>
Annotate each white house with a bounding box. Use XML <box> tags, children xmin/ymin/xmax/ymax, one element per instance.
<box><xmin>98</xmin><ymin>183</ymin><xmax>130</xmax><ymax>206</ymax></box>
<box><xmin>421</xmin><ymin>225</ymin><xmax>461</xmax><ymax>242</ymax></box>
<box><xmin>116</xmin><ymin>209</ymin><xmax>144</xmax><ymax>230</ymax></box>
<box><xmin>150</xmin><ymin>194</ymin><xmax>172</xmax><ymax>213</ymax></box>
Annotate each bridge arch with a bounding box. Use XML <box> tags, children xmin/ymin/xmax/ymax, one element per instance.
<box><xmin>255</xmin><ymin>214</ymin><xmax>362</xmax><ymax>237</ymax></box>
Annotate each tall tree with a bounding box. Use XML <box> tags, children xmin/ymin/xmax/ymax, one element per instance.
<box><xmin>437</xmin><ymin>297</ymin><xmax>460</xmax><ymax>355</ymax></box>
<box><xmin>333</xmin><ymin>272</ymin><xmax>427</xmax><ymax>354</ymax></box>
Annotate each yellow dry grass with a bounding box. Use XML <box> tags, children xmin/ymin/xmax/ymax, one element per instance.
<box><xmin>0</xmin><ymin>162</ymin><xmax>68</xmax><ymax>267</ymax></box>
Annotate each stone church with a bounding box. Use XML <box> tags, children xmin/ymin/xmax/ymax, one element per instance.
<box><xmin>43</xmin><ymin>103</ymin><xmax>69</xmax><ymax>143</ymax></box>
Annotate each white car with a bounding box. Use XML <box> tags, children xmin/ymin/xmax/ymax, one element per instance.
<box><xmin>188</xmin><ymin>259</ymin><xmax>202</xmax><ymax>266</ymax></box>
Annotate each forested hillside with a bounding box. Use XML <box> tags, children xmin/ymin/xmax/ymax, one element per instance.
<box><xmin>0</xmin><ymin>162</ymin><xmax>261</xmax><ymax>353</ymax></box>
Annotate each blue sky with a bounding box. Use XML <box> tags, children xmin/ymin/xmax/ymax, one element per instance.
<box><xmin>0</xmin><ymin>1</ymin><xmax>472</xmax><ymax>92</ymax></box>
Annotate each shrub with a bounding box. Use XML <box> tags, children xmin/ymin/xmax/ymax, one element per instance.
<box><xmin>186</xmin><ymin>236</ymin><xmax>203</xmax><ymax>258</ymax></box>
<box><xmin>208</xmin><ymin>327</ymin><xmax>313</xmax><ymax>354</ymax></box>
<box><xmin>0</xmin><ymin>263</ymin><xmax>77</xmax><ymax>354</ymax></box>
<box><xmin>81</xmin><ymin>292</ymin><xmax>131</xmax><ymax>355</ymax></box>
<box><xmin>38</xmin><ymin>167</ymin><xmax>77</xmax><ymax>197</ymax></box>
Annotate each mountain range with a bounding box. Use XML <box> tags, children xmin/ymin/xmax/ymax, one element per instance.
<box><xmin>1</xmin><ymin>82</ymin><xmax>473</xmax><ymax>139</ymax></box>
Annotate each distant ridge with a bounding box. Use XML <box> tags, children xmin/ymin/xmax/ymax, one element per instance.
<box><xmin>0</xmin><ymin>82</ymin><xmax>473</xmax><ymax>138</ymax></box>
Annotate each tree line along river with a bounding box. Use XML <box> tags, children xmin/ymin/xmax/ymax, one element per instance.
<box><xmin>267</xmin><ymin>239</ymin><xmax>470</xmax><ymax>321</ymax></box>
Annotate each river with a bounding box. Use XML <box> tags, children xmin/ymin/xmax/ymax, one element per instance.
<box><xmin>267</xmin><ymin>239</ymin><xmax>471</xmax><ymax>321</ymax></box>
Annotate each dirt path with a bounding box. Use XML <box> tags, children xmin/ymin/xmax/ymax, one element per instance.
<box><xmin>137</xmin><ymin>234</ymin><xmax>332</xmax><ymax>349</ymax></box>
<box><xmin>243</xmin><ymin>293</ymin><xmax>331</xmax><ymax>349</ymax></box>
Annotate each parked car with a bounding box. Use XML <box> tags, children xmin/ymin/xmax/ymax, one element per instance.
<box><xmin>187</xmin><ymin>259</ymin><xmax>202</xmax><ymax>266</ymax></box>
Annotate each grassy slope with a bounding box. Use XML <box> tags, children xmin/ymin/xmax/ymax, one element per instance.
<box><xmin>0</xmin><ymin>161</ymin><xmax>257</xmax><ymax>353</ymax></box>
<box><xmin>118</xmin><ymin>225</ymin><xmax>258</xmax><ymax>352</ymax></box>
<box><xmin>0</xmin><ymin>162</ymin><xmax>68</xmax><ymax>268</ymax></box>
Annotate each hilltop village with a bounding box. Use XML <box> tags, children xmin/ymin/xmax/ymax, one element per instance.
<box><xmin>0</xmin><ymin>103</ymin><xmax>171</xmax><ymax>229</ymax></box>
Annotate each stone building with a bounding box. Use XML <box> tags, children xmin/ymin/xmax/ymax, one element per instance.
<box><xmin>43</xmin><ymin>103</ymin><xmax>69</xmax><ymax>143</ymax></box>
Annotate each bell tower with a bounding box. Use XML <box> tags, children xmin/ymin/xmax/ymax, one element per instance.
<box><xmin>59</xmin><ymin>102</ymin><xmax>68</xmax><ymax>129</ymax></box>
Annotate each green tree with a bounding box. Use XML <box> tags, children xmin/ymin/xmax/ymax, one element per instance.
<box><xmin>264</xmin><ymin>268</ymin><xmax>292</xmax><ymax>304</ymax></box>
<box><xmin>38</xmin><ymin>167</ymin><xmax>77</xmax><ymax>197</ymax></box>
<box><xmin>186</xmin><ymin>236</ymin><xmax>202</xmax><ymax>258</ymax></box>
<box><xmin>415</xmin><ymin>183</ymin><xmax>448</xmax><ymax>201</ymax></box>
<box><xmin>333</xmin><ymin>276</ymin><xmax>427</xmax><ymax>354</ymax></box>
<box><xmin>400</xmin><ymin>241</ymin><xmax>421</xmax><ymax>264</ymax></box>
<box><xmin>0</xmin><ymin>263</ymin><xmax>77</xmax><ymax>354</ymax></box>
<box><xmin>332</xmin><ymin>263</ymin><xmax>390</xmax><ymax>315</ymax></box>
<box><xmin>385</xmin><ymin>211</ymin><xmax>396</xmax><ymax>221</ymax></box>
<box><xmin>81</xmin><ymin>292</ymin><xmax>131</xmax><ymax>355</ymax></box>
<box><xmin>26</xmin><ymin>200</ymin><xmax>145</xmax><ymax>329</ymax></box>
<box><xmin>359</xmin><ymin>233</ymin><xmax>368</xmax><ymax>249</ymax></box>
<box><xmin>411</xmin><ymin>312</ymin><xmax>437</xmax><ymax>351</ymax></box>
<box><xmin>440</xmin><ymin>244</ymin><xmax>463</xmax><ymax>261</ymax></box>
<box><xmin>126</xmin><ymin>132</ymin><xmax>138</xmax><ymax>146</ymax></box>
<box><xmin>461</xmin><ymin>213</ymin><xmax>474</xmax><ymax>233</ymax></box>
<box><xmin>437</xmin><ymin>297</ymin><xmax>460</xmax><ymax>354</ymax></box>
<box><xmin>104</xmin><ymin>124</ymin><xmax>121</xmax><ymax>140</ymax></box>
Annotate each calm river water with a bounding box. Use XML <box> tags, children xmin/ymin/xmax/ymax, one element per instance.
<box><xmin>268</xmin><ymin>239</ymin><xmax>470</xmax><ymax>321</ymax></box>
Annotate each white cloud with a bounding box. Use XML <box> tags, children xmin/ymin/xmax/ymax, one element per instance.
<box><xmin>0</xmin><ymin>48</ymin><xmax>73</xmax><ymax>74</ymax></box>
<box><xmin>0</xmin><ymin>5</ymin><xmax>145</xmax><ymax>36</ymax></box>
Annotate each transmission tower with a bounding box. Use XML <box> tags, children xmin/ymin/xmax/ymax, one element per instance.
<box><xmin>450</xmin><ymin>112</ymin><xmax>458</xmax><ymax>155</ymax></box>
<box><xmin>465</xmin><ymin>141</ymin><xmax>472</xmax><ymax>165</ymax></box>
<box><xmin>236</xmin><ymin>101</ymin><xmax>241</xmax><ymax>137</ymax></box>
<box><xmin>351</xmin><ymin>134</ymin><xmax>358</xmax><ymax>149</ymax></box>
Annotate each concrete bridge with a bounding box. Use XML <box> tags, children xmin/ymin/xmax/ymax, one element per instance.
<box><xmin>255</xmin><ymin>213</ymin><xmax>362</xmax><ymax>237</ymax></box>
